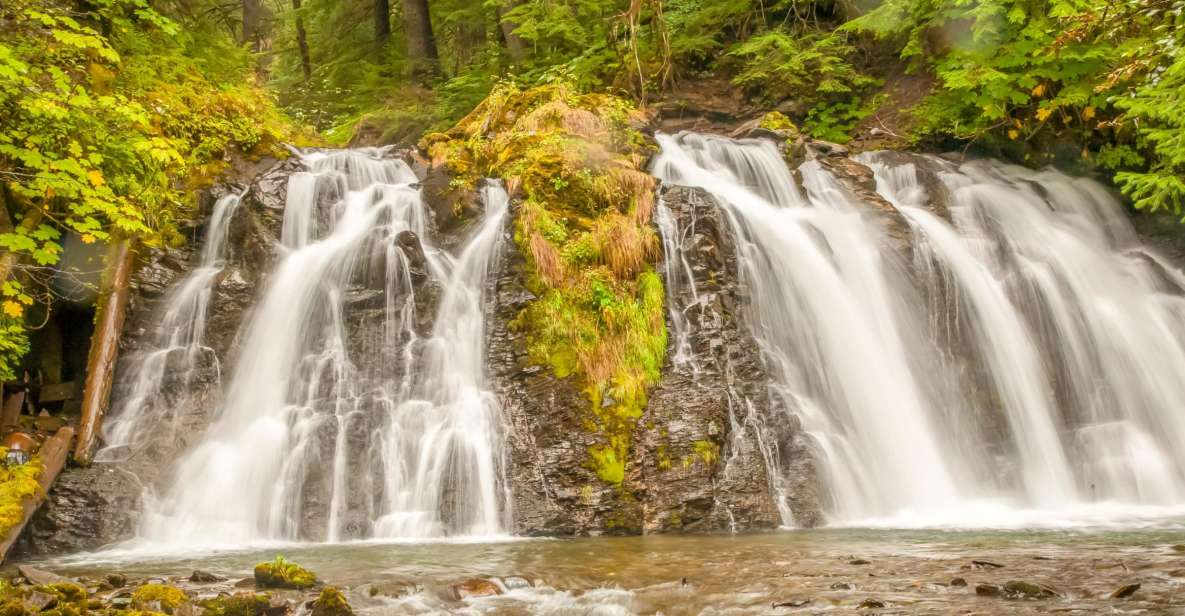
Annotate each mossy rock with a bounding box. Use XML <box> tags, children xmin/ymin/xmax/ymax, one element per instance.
<box><xmin>199</xmin><ymin>592</ymin><xmax>271</xmax><ymax>616</ymax></box>
<box><xmin>310</xmin><ymin>587</ymin><xmax>352</xmax><ymax>616</ymax></box>
<box><xmin>131</xmin><ymin>584</ymin><xmax>188</xmax><ymax>613</ymax></box>
<box><xmin>253</xmin><ymin>556</ymin><xmax>317</xmax><ymax>590</ymax></box>
<box><xmin>0</xmin><ymin>583</ymin><xmax>91</xmax><ymax>616</ymax></box>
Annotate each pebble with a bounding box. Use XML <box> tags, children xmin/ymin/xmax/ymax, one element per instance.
<box><xmin>949</xmin><ymin>577</ymin><xmax>967</xmax><ymax>587</ymax></box>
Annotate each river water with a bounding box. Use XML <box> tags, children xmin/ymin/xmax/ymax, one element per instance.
<box><xmin>25</xmin><ymin>523</ymin><xmax>1185</xmax><ymax>614</ymax></box>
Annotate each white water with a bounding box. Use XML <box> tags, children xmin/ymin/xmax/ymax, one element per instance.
<box><xmin>652</xmin><ymin>133</ymin><xmax>1185</xmax><ymax>527</ymax></box>
<box><xmin>138</xmin><ymin>150</ymin><xmax>511</xmax><ymax>546</ymax></box>
<box><xmin>97</xmin><ymin>192</ymin><xmax>242</xmax><ymax>460</ymax></box>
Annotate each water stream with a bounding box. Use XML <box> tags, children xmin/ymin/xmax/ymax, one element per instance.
<box><xmin>652</xmin><ymin>133</ymin><xmax>1185</xmax><ymax>527</ymax></box>
<box><xmin>125</xmin><ymin>149</ymin><xmax>510</xmax><ymax>547</ymax></box>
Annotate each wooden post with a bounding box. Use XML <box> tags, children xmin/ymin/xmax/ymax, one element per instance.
<box><xmin>74</xmin><ymin>239</ymin><xmax>135</xmax><ymax>465</ymax></box>
<box><xmin>0</xmin><ymin>426</ymin><xmax>74</xmax><ymax>563</ymax></box>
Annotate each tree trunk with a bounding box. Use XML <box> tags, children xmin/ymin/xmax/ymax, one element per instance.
<box><xmin>375</xmin><ymin>0</ymin><xmax>392</xmax><ymax>45</ymax></box>
<box><xmin>242</xmin><ymin>0</ymin><xmax>265</xmax><ymax>51</ymax></box>
<box><xmin>74</xmin><ymin>239</ymin><xmax>135</xmax><ymax>466</ymax></box>
<box><xmin>497</xmin><ymin>3</ymin><xmax>526</xmax><ymax>60</ymax></box>
<box><xmin>402</xmin><ymin>0</ymin><xmax>438</xmax><ymax>78</ymax></box>
<box><xmin>293</xmin><ymin>0</ymin><xmax>312</xmax><ymax>81</ymax></box>
<box><xmin>0</xmin><ymin>426</ymin><xmax>73</xmax><ymax>564</ymax></box>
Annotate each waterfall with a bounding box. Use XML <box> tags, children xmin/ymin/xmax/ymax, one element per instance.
<box><xmin>652</xmin><ymin>133</ymin><xmax>1185</xmax><ymax>527</ymax></box>
<box><xmin>97</xmin><ymin>192</ymin><xmax>242</xmax><ymax>460</ymax></box>
<box><xmin>136</xmin><ymin>149</ymin><xmax>511</xmax><ymax>546</ymax></box>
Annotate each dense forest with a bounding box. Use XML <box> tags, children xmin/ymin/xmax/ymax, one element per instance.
<box><xmin>1</xmin><ymin>0</ymin><xmax>1184</xmax><ymax>382</ymax></box>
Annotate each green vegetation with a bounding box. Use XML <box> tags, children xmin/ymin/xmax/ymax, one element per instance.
<box><xmin>254</xmin><ymin>555</ymin><xmax>317</xmax><ymax>589</ymax></box>
<box><xmin>0</xmin><ymin>449</ymin><xmax>43</xmax><ymax>540</ymax></box>
<box><xmin>310</xmin><ymin>587</ymin><xmax>353</xmax><ymax>616</ymax></box>
<box><xmin>0</xmin><ymin>0</ymin><xmax>303</xmax><ymax>378</ymax></box>
<box><xmin>198</xmin><ymin>593</ymin><xmax>270</xmax><ymax>616</ymax></box>
<box><xmin>846</xmin><ymin>0</ymin><xmax>1185</xmax><ymax>214</ymax></box>
<box><xmin>423</xmin><ymin>83</ymin><xmax>665</xmax><ymax>484</ymax></box>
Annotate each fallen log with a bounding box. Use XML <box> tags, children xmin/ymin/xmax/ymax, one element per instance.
<box><xmin>0</xmin><ymin>426</ymin><xmax>74</xmax><ymax>564</ymax></box>
<box><xmin>74</xmin><ymin>238</ymin><xmax>136</xmax><ymax>465</ymax></box>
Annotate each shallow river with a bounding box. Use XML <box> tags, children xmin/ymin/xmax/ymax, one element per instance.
<box><xmin>21</xmin><ymin>524</ymin><xmax>1185</xmax><ymax>614</ymax></box>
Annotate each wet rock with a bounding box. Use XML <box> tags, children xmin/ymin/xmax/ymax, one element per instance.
<box><xmin>450</xmin><ymin>578</ymin><xmax>502</xmax><ymax>600</ymax></box>
<box><xmin>773</xmin><ymin>598</ymin><xmax>812</xmax><ymax>608</ymax></box>
<box><xmin>971</xmin><ymin>560</ymin><xmax>1004</xmax><ymax>569</ymax></box>
<box><xmin>106</xmin><ymin>574</ymin><xmax>128</xmax><ymax>588</ymax></box>
<box><xmin>830</xmin><ymin>582</ymin><xmax>854</xmax><ymax>590</ymax></box>
<box><xmin>805</xmin><ymin>140</ymin><xmax>850</xmax><ymax>159</ymax></box>
<box><xmin>1003</xmin><ymin>580</ymin><xmax>1059</xmax><ymax>599</ymax></box>
<box><xmin>1111</xmin><ymin>582</ymin><xmax>1140</xmax><ymax>599</ymax></box>
<box><xmin>17</xmin><ymin>566</ymin><xmax>68</xmax><ymax>585</ymax></box>
<box><xmin>857</xmin><ymin>598</ymin><xmax>886</xmax><ymax>609</ymax></box>
<box><xmin>365</xmin><ymin>581</ymin><xmax>421</xmax><ymax>599</ymax></box>
<box><xmin>234</xmin><ymin>578</ymin><xmax>257</xmax><ymax>589</ymax></box>
<box><xmin>849</xmin><ymin>559</ymin><xmax>872</xmax><ymax>566</ymax></box>
<box><xmin>1172</xmin><ymin>544</ymin><xmax>1185</xmax><ymax>553</ymax></box>
<box><xmin>949</xmin><ymin>577</ymin><xmax>967</xmax><ymax>587</ymax></box>
<box><xmin>499</xmin><ymin>577</ymin><xmax>532</xmax><ymax>591</ymax></box>
<box><xmin>311</xmin><ymin>587</ymin><xmax>353</xmax><ymax>616</ymax></box>
<box><xmin>975</xmin><ymin>583</ymin><xmax>1003</xmax><ymax>597</ymax></box>
<box><xmin>190</xmin><ymin>571</ymin><xmax>226</xmax><ymax>583</ymax></box>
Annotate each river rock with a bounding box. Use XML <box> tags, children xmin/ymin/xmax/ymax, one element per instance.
<box><xmin>975</xmin><ymin>583</ymin><xmax>1003</xmax><ymax>597</ymax></box>
<box><xmin>18</xmin><ymin>565</ymin><xmax>68</xmax><ymax>585</ymax></box>
<box><xmin>450</xmin><ymin>578</ymin><xmax>501</xmax><ymax>600</ymax></box>
<box><xmin>190</xmin><ymin>571</ymin><xmax>226</xmax><ymax>583</ymax></box>
<box><xmin>1111</xmin><ymin>582</ymin><xmax>1140</xmax><ymax>599</ymax></box>
<box><xmin>949</xmin><ymin>577</ymin><xmax>967</xmax><ymax>587</ymax></box>
<box><xmin>1003</xmin><ymin>580</ymin><xmax>1059</xmax><ymax>599</ymax></box>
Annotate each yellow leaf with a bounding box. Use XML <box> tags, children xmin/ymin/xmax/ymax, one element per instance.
<box><xmin>1083</xmin><ymin>106</ymin><xmax>1096</xmax><ymax>120</ymax></box>
<box><xmin>1032</xmin><ymin>84</ymin><xmax>1046</xmax><ymax>97</ymax></box>
<box><xmin>80</xmin><ymin>233</ymin><xmax>95</xmax><ymax>244</ymax></box>
<box><xmin>86</xmin><ymin>169</ymin><xmax>104</xmax><ymax>186</ymax></box>
<box><xmin>2</xmin><ymin>301</ymin><xmax>23</xmax><ymax>318</ymax></box>
<box><xmin>1036</xmin><ymin>108</ymin><xmax>1052</xmax><ymax>122</ymax></box>
<box><xmin>1008</xmin><ymin>129</ymin><xmax>1020</xmax><ymax>140</ymax></box>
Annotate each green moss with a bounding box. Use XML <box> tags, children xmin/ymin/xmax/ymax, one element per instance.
<box><xmin>199</xmin><ymin>593</ymin><xmax>271</xmax><ymax>616</ymax></box>
<box><xmin>692</xmin><ymin>440</ymin><xmax>720</xmax><ymax>465</ymax></box>
<box><xmin>254</xmin><ymin>555</ymin><xmax>317</xmax><ymax>590</ymax></box>
<box><xmin>131</xmin><ymin>584</ymin><xmax>188</xmax><ymax>613</ymax></box>
<box><xmin>310</xmin><ymin>587</ymin><xmax>352</xmax><ymax>616</ymax></box>
<box><xmin>0</xmin><ymin>448</ymin><xmax>45</xmax><ymax>540</ymax></box>
<box><xmin>759</xmin><ymin>111</ymin><xmax>799</xmax><ymax>136</ymax></box>
<box><xmin>427</xmin><ymin>83</ymin><xmax>667</xmax><ymax>487</ymax></box>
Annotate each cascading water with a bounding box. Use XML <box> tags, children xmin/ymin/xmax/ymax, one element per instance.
<box><xmin>862</xmin><ymin>153</ymin><xmax>1185</xmax><ymax>510</ymax></box>
<box><xmin>652</xmin><ymin>132</ymin><xmax>1185</xmax><ymax>527</ymax></box>
<box><xmin>135</xmin><ymin>149</ymin><xmax>511</xmax><ymax>546</ymax></box>
<box><xmin>97</xmin><ymin>192</ymin><xmax>242</xmax><ymax>460</ymax></box>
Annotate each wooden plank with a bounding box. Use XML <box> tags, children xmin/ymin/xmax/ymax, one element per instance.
<box><xmin>74</xmin><ymin>239</ymin><xmax>136</xmax><ymax>465</ymax></box>
<box><xmin>0</xmin><ymin>426</ymin><xmax>74</xmax><ymax>564</ymax></box>
<box><xmin>1</xmin><ymin>391</ymin><xmax>24</xmax><ymax>429</ymax></box>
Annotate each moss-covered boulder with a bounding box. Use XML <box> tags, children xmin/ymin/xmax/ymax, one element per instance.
<box><xmin>198</xmin><ymin>592</ymin><xmax>271</xmax><ymax>616</ymax></box>
<box><xmin>310</xmin><ymin>587</ymin><xmax>352</xmax><ymax>616</ymax></box>
<box><xmin>253</xmin><ymin>556</ymin><xmax>317</xmax><ymax>590</ymax></box>
<box><xmin>130</xmin><ymin>584</ymin><xmax>188</xmax><ymax>613</ymax></box>
<box><xmin>0</xmin><ymin>582</ymin><xmax>90</xmax><ymax>616</ymax></box>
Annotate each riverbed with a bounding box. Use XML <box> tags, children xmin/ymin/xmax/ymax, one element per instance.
<box><xmin>21</xmin><ymin>524</ymin><xmax>1185</xmax><ymax>614</ymax></box>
